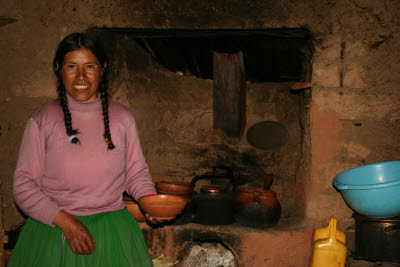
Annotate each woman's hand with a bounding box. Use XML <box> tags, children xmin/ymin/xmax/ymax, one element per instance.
<box><xmin>52</xmin><ymin>210</ymin><xmax>95</xmax><ymax>255</ymax></box>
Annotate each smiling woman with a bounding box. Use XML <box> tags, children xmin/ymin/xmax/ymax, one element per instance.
<box><xmin>8</xmin><ymin>32</ymin><xmax>162</xmax><ymax>267</ymax></box>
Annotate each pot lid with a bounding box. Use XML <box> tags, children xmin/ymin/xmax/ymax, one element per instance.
<box><xmin>239</xmin><ymin>187</ymin><xmax>276</xmax><ymax>196</ymax></box>
<box><xmin>246</xmin><ymin>121</ymin><xmax>288</xmax><ymax>150</ymax></box>
<box><xmin>353</xmin><ymin>212</ymin><xmax>400</xmax><ymax>222</ymax></box>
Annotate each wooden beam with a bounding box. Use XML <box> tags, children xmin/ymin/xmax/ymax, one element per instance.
<box><xmin>291</xmin><ymin>82</ymin><xmax>312</xmax><ymax>91</ymax></box>
<box><xmin>213</xmin><ymin>51</ymin><xmax>246</xmax><ymax>137</ymax></box>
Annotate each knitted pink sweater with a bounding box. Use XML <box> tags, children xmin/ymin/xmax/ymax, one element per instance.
<box><xmin>13</xmin><ymin>94</ymin><xmax>156</xmax><ymax>226</ymax></box>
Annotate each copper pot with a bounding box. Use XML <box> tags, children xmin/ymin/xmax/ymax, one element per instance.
<box><xmin>234</xmin><ymin>187</ymin><xmax>281</xmax><ymax>228</ymax></box>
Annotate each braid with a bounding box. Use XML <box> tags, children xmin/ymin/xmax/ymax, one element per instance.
<box><xmin>58</xmin><ymin>88</ymin><xmax>79</xmax><ymax>144</ymax></box>
<box><xmin>100</xmin><ymin>84</ymin><xmax>115</xmax><ymax>150</ymax></box>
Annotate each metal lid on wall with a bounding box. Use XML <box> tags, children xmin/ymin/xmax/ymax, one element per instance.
<box><xmin>246</xmin><ymin>121</ymin><xmax>288</xmax><ymax>150</ymax></box>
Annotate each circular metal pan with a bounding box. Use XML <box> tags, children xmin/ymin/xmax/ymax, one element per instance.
<box><xmin>246</xmin><ymin>121</ymin><xmax>288</xmax><ymax>150</ymax></box>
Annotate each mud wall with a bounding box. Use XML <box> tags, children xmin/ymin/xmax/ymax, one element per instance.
<box><xmin>1</xmin><ymin>0</ymin><xmax>399</xmax><ymax>236</ymax></box>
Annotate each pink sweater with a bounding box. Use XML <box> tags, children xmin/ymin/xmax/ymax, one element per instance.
<box><xmin>13</xmin><ymin>93</ymin><xmax>156</xmax><ymax>226</ymax></box>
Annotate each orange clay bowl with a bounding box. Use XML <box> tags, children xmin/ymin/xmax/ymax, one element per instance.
<box><xmin>155</xmin><ymin>181</ymin><xmax>192</xmax><ymax>195</ymax></box>
<box><xmin>124</xmin><ymin>199</ymin><xmax>146</xmax><ymax>222</ymax></box>
<box><xmin>138</xmin><ymin>194</ymin><xmax>187</xmax><ymax>220</ymax></box>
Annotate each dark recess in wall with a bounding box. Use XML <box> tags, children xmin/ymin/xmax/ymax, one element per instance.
<box><xmin>93</xmin><ymin>28</ymin><xmax>313</xmax><ymax>83</ymax></box>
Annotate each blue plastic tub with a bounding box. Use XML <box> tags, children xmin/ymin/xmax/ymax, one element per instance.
<box><xmin>333</xmin><ymin>161</ymin><xmax>400</xmax><ymax>218</ymax></box>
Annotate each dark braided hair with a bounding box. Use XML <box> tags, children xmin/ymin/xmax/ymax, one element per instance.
<box><xmin>59</xmin><ymin>87</ymin><xmax>79</xmax><ymax>143</ymax></box>
<box><xmin>99</xmin><ymin>82</ymin><xmax>115</xmax><ymax>150</ymax></box>
<box><xmin>53</xmin><ymin>32</ymin><xmax>115</xmax><ymax>150</ymax></box>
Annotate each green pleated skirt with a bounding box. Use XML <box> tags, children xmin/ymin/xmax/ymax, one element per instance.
<box><xmin>8</xmin><ymin>208</ymin><xmax>153</xmax><ymax>267</ymax></box>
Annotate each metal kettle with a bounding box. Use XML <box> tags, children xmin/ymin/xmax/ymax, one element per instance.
<box><xmin>191</xmin><ymin>166</ymin><xmax>236</xmax><ymax>225</ymax></box>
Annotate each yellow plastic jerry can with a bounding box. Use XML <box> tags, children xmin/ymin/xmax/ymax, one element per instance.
<box><xmin>310</xmin><ymin>218</ymin><xmax>347</xmax><ymax>267</ymax></box>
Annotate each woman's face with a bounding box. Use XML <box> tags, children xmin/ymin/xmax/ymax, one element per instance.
<box><xmin>61</xmin><ymin>48</ymin><xmax>105</xmax><ymax>102</ymax></box>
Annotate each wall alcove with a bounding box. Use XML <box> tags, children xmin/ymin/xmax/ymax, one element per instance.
<box><xmin>92</xmin><ymin>27</ymin><xmax>313</xmax><ymax>222</ymax></box>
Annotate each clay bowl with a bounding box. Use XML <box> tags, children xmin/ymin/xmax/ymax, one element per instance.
<box><xmin>123</xmin><ymin>197</ymin><xmax>146</xmax><ymax>222</ymax></box>
<box><xmin>156</xmin><ymin>181</ymin><xmax>192</xmax><ymax>195</ymax></box>
<box><xmin>138</xmin><ymin>194</ymin><xmax>187</xmax><ymax>220</ymax></box>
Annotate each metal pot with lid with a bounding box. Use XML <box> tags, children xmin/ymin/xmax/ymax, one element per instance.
<box><xmin>352</xmin><ymin>213</ymin><xmax>400</xmax><ymax>262</ymax></box>
<box><xmin>191</xmin><ymin>166</ymin><xmax>236</xmax><ymax>225</ymax></box>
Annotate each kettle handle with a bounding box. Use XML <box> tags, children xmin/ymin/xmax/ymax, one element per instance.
<box><xmin>214</xmin><ymin>166</ymin><xmax>235</xmax><ymax>191</ymax></box>
<box><xmin>191</xmin><ymin>166</ymin><xmax>235</xmax><ymax>191</ymax></box>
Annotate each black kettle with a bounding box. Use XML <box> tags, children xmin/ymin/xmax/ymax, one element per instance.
<box><xmin>191</xmin><ymin>166</ymin><xmax>236</xmax><ymax>225</ymax></box>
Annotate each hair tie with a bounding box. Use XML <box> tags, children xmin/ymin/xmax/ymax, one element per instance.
<box><xmin>68</xmin><ymin>135</ymin><xmax>76</xmax><ymax>143</ymax></box>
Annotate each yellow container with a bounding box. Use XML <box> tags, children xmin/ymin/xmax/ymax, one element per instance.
<box><xmin>310</xmin><ymin>218</ymin><xmax>347</xmax><ymax>267</ymax></box>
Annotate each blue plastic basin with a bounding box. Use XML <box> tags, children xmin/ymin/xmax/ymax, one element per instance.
<box><xmin>333</xmin><ymin>161</ymin><xmax>400</xmax><ymax>218</ymax></box>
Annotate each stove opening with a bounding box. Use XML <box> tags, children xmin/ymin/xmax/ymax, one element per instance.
<box><xmin>184</xmin><ymin>240</ymin><xmax>237</xmax><ymax>267</ymax></box>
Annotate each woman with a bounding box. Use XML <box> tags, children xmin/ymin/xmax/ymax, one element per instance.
<box><xmin>9</xmin><ymin>32</ymin><xmax>160</xmax><ymax>266</ymax></box>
